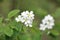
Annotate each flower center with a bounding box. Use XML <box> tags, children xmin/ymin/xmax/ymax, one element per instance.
<box><xmin>46</xmin><ymin>20</ymin><xmax>51</xmax><ymax>25</ymax></box>
<box><xmin>27</xmin><ymin>14</ymin><xmax>31</xmax><ymax>17</ymax></box>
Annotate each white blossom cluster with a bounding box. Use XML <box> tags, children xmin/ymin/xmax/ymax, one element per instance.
<box><xmin>15</xmin><ymin>11</ymin><xmax>34</xmax><ymax>27</ymax></box>
<box><xmin>40</xmin><ymin>14</ymin><xmax>55</xmax><ymax>31</ymax></box>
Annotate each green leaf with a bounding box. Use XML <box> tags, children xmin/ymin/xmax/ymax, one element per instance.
<box><xmin>51</xmin><ymin>30</ymin><xmax>59</xmax><ymax>36</ymax></box>
<box><xmin>0</xmin><ymin>24</ymin><xmax>3</xmax><ymax>33</ymax></box>
<box><xmin>8</xmin><ymin>10</ymin><xmax>20</xmax><ymax>19</ymax></box>
<box><xmin>32</xmin><ymin>33</ymin><xmax>41</xmax><ymax>40</ymax></box>
<box><xmin>9</xmin><ymin>20</ymin><xmax>22</xmax><ymax>32</ymax></box>
<box><xmin>0</xmin><ymin>17</ymin><xmax>3</xmax><ymax>23</ymax></box>
<box><xmin>52</xmin><ymin>8</ymin><xmax>60</xmax><ymax>18</ymax></box>
<box><xmin>3</xmin><ymin>26</ymin><xmax>13</xmax><ymax>37</ymax></box>
<box><xmin>31</xmin><ymin>28</ymin><xmax>41</xmax><ymax>40</ymax></box>
<box><xmin>20</xmin><ymin>34</ymin><xmax>31</xmax><ymax>40</ymax></box>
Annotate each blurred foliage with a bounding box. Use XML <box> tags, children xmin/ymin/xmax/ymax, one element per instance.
<box><xmin>0</xmin><ymin>0</ymin><xmax>60</xmax><ymax>40</ymax></box>
<box><xmin>0</xmin><ymin>0</ymin><xmax>3</xmax><ymax>2</ymax></box>
<box><xmin>8</xmin><ymin>10</ymin><xmax>20</xmax><ymax>19</ymax></box>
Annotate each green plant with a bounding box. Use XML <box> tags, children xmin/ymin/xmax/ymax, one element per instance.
<box><xmin>0</xmin><ymin>8</ymin><xmax>60</xmax><ymax>40</ymax></box>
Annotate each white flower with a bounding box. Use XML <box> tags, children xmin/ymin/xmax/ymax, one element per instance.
<box><xmin>15</xmin><ymin>11</ymin><xmax>34</xmax><ymax>27</ymax></box>
<box><xmin>24</xmin><ymin>20</ymin><xmax>32</xmax><ymax>27</ymax></box>
<box><xmin>40</xmin><ymin>24</ymin><xmax>47</xmax><ymax>31</ymax></box>
<box><xmin>15</xmin><ymin>15</ymin><xmax>25</xmax><ymax>23</ymax></box>
<box><xmin>26</xmin><ymin>11</ymin><xmax>34</xmax><ymax>19</ymax></box>
<box><xmin>21</xmin><ymin>11</ymin><xmax>34</xmax><ymax>20</ymax></box>
<box><xmin>40</xmin><ymin>14</ymin><xmax>55</xmax><ymax>31</ymax></box>
<box><xmin>15</xmin><ymin>17</ymin><xmax>20</xmax><ymax>22</ymax></box>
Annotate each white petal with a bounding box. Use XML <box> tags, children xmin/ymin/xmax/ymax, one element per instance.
<box><xmin>50</xmin><ymin>23</ymin><xmax>54</xmax><ymax>26</ymax></box>
<box><xmin>30</xmin><ymin>11</ymin><xmax>34</xmax><ymax>17</ymax></box>
<box><xmin>26</xmin><ymin>11</ymin><xmax>29</xmax><ymax>14</ymax></box>
<box><xmin>29</xmin><ymin>24</ymin><xmax>32</xmax><ymax>27</ymax></box>
<box><xmin>47</xmin><ymin>25</ymin><xmax>53</xmax><ymax>29</ymax></box>
<box><xmin>21</xmin><ymin>20</ymin><xmax>25</xmax><ymax>23</ymax></box>
<box><xmin>47</xmin><ymin>15</ymin><xmax>54</xmax><ymax>20</ymax></box>
<box><xmin>40</xmin><ymin>27</ymin><xmax>46</xmax><ymax>31</ymax></box>
<box><xmin>40</xmin><ymin>24</ymin><xmax>47</xmax><ymax>31</ymax></box>
<box><xmin>24</xmin><ymin>22</ymin><xmax>28</xmax><ymax>25</ymax></box>
<box><xmin>26</xmin><ymin>24</ymin><xmax>28</xmax><ymax>27</ymax></box>
<box><xmin>21</xmin><ymin>12</ymin><xmax>25</xmax><ymax>16</ymax></box>
<box><xmin>15</xmin><ymin>17</ymin><xmax>20</xmax><ymax>22</ymax></box>
<box><xmin>18</xmin><ymin>15</ymin><xmax>21</xmax><ymax>18</ymax></box>
<box><xmin>42</xmin><ymin>19</ymin><xmax>47</xmax><ymax>24</ymax></box>
<box><xmin>27</xmin><ymin>20</ymin><xmax>31</xmax><ymax>23</ymax></box>
<box><xmin>30</xmin><ymin>11</ymin><xmax>33</xmax><ymax>14</ymax></box>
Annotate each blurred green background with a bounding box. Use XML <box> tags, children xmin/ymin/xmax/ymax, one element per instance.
<box><xmin>0</xmin><ymin>0</ymin><xmax>60</xmax><ymax>40</ymax></box>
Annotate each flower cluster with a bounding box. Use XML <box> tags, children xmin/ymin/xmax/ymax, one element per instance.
<box><xmin>15</xmin><ymin>11</ymin><xmax>34</xmax><ymax>27</ymax></box>
<box><xmin>40</xmin><ymin>14</ymin><xmax>55</xmax><ymax>31</ymax></box>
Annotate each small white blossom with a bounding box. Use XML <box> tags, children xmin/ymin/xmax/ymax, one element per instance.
<box><xmin>15</xmin><ymin>11</ymin><xmax>34</xmax><ymax>27</ymax></box>
<box><xmin>21</xmin><ymin>11</ymin><xmax>34</xmax><ymax>20</ymax></box>
<box><xmin>40</xmin><ymin>24</ymin><xmax>47</xmax><ymax>31</ymax></box>
<box><xmin>24</xmin><ymin>20</ymin><xmax>32</xmax><ymax>27</ymax></box>
<box><xmin>40</xmin><ymin>14</ymin><xmax>55</xmax><ymax>31</ymax></box>
<box><xmin>15</xmin><ymin>17</ymin><xmax>20</xmax><ymax>22</ymax></box>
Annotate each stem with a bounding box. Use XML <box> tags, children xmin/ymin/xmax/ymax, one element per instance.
<box><xmin>21</xmin><ymin>24</ymin><xmax>24</xmax><ymax>33</ymax></box>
